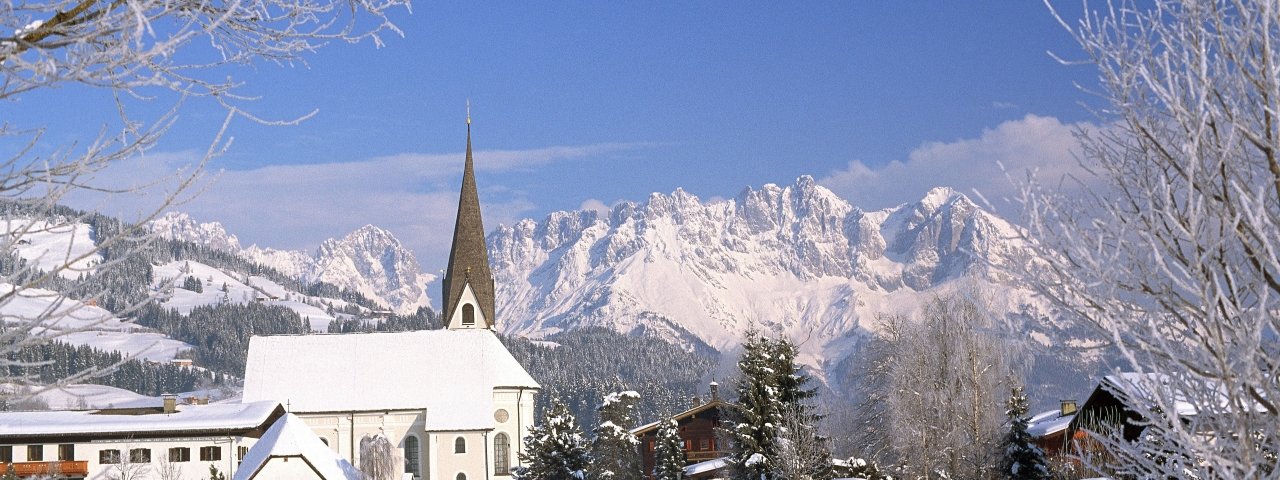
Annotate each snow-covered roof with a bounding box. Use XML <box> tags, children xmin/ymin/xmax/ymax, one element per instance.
<box><xmin>1027</xmin><ymin>409</ymin><xmax>1074</xmax><ymax>437</ymax></box>
<box><xmin>242</xmin><ymin>330</ymin><xmax>539</xmax><ymax>430</ymax></box>
<box><xmin>1101</xmin><ymin>373</ymin><xmax>1199</xmax><ymax>416</ymax></box>
<box><xmin>631</xmin><ymin>399</ymin><xmax>730</xmax><ymax>435</ymax></box>
<box><xmin>0</xmin><ymin>401</ymin><xmax>282</xmax><ymax>439</ymax></box>
<box><xmin>685</xmin><ymin>457</ymin><xmax>729</xmax><ymax>476</ymax></box>
<box><xmin>233</xmin><ymin>413</ymin><xmax>360</xmax><ymax>480</ymax></box>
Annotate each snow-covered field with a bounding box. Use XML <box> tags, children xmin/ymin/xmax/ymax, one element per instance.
<box><xmin>1</xmin><ymin>219</ymin><xmax>102</xmax><ymax>279</ymax></box>
<box><xmin>0</xmin><ymin>284</ymin><xmax>192</xmax><ymax>361</ymax></box>
<box><xmin>151</xmin><ymin>259</ymin><xmax>355</xmax><ymax>330</ymax></box>
<box><xmin>21</xmin><ymin>384</ymin><xmax>155</xmax><ymax>410</ymax></box>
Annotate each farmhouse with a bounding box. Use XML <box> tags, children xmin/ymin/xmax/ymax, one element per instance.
<box><xmin>0</xmin><ymin>399</ymin><xmax>283</xmax><ymax>479</ymax></box>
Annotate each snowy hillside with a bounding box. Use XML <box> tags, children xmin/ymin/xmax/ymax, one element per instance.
<box><xmin>1</xmin><ymin>219</ymin><xmax>102</xmax><ymax>279</ymax></box>
<box><xmin>489</xmin><ymin>176</ymin><xmax>1039</xmax><ymax>378</ymax></box>
<box><xmin>0</xmin><ymin>284</ymin><xmax>191</xmax><ymax>362</ymax></box>
<box><xmin>150</xmin><ymin>213</ymin><xmax>433</xmax><ymax>314</ymax></box>
<box><xmin>151</xmin><ymin>260</ymin><xmax>348</xmax><ymax>330</ymax></box>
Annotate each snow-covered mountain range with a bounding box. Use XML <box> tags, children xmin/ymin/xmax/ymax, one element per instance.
<box><xmin>488</xmin><ymin>176</ymin><xmax>1038</xmax><ymax>378</ymax></box>
<box><xmin>149</xmin><ymin>213</ymin><xmax>433</xmax><ymax>315</ymax></box>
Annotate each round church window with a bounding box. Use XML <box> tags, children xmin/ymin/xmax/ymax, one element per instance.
<box><xmin>494</xmin><ymin>409</ymin><xmax>510</xmax><ymax>423</ymax></box>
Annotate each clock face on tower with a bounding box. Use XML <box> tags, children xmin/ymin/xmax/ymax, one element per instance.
<box><xmin>494</xmin><ymin>409</ymin><xmax>510</xmax><ymax>423</ymax></box>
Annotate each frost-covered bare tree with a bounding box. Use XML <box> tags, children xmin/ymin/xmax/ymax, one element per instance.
<box><xmin>774</xmin><ymin>405</ymin><xmax>832</xmax><ymax>480</ymax></box>
<box><xmin>157</xmin><ymin>450</ymin><xmax>185</xmax><ymax>480</ymax></box>
<box><xmin>0</xmin><ymin>0</ymin><xmax>407</xmax><ymax>403</ymax></box>
<box><xmin>1016</xmin><ymin>0</ymin><xmax>1280</xmax><ymax>476</ymax></box>
<box><xmin>853</xmin><ymin>294</ymin><xmax>1015</xmax><ymax>480</ymax></box>
<box><xmin>359</xmin><ymin>433</ymin><xmax>400</xmax><ymax>480</ymax></box>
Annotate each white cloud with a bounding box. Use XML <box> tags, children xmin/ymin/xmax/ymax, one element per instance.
<box><xmin>62</xmin><ymin>143</ymin><xmax>645</xmax><ymax>270</ymax></box>
<box><xmin>578</xmin><ymin>198</ymin><xmax>611</xmax><ymax>217</ymax></box>
<box><xmin>818</xmin><ymin>114</ymin><xmax>1095</xmax><ymax>219</ymax></box>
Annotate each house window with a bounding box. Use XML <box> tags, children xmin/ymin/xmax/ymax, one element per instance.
<box><xmin>462</xmin><ymin>304</ymin><xmax>475</xmax><ymax>325</ymax></box>
<box><xmin>168</xmin><ymin>447</ymin><xmax>191</xmax><ymax>462</ymax></box>
<box><xmin>99</xmin><ymin>449</ymin><xmax>122</xmax><ymax>464</ymax></box>
<box><xmin>27</xmin><ymin>445</ymin><xmax>43</xmax><ymax>461</ymax></box>
<box><xmin>200</xmin><ymin>446</ymin><xmax>222</xmax><ymax>461</ymax></box>
<box><xmin>238</xmin><ymin>446</ymin><xmax>249</xmax><ymax>462</ymax></box>
<box><xmin>130</xmin><ymin>448</ymin><xmax>152</xmax><ymax>463</ymax></box>
<box><xmin>493</xmin><ymin>433</ymin><xmax>510</xmax><ymax>475</ymax></box>
<box><xmin>454</xmin><ymin>437</ymin><xmax>466</xmax><ymax>454</ymax></box>
<box><xmin>0</xmin><ymin>446</ymin><xmax>11</xmax><ymax>463</ymax></box>
<box><xmin>58</xmin><ymin>444</ymin><xmax>74</xmax><ymax>461</ymax></box>
<box><xmin>404</xmin><ymin>436</ymin><xmax>421</xmax><ymax>476</ymax></box>
<box><xmin>699</xmin><ymin>438</ymin><xmax>710</xmax><ymax>451</ymax></box>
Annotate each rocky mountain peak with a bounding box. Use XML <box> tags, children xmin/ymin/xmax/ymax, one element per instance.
<box><xmin>489</xmin><ymin>179</ymin><xmax>1027</xmax><ymax>367</ymax></box>
<box><xmin>149</xmin><ymin>212</ymin><xmax>242</xmax><ymax>252</ymax></box>
<box><xmin>149</xmin><ymin>215</ymin><xmax>432</xmax><ymax>314</ymax></box>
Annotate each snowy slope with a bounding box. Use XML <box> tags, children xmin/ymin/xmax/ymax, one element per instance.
<box><xmin>151</xmin><ymin>213</ymin><xmax>433</xmax><ymax>314</ymax></box>
<box><xmin>489</xmin><ymin>177</ymin><xmax>1040</xmax><ymax>378</ymax></box>
<box><xmin>1</xmin><ymin>219</ymin><xmax>102</xmax><ymax>279</ymax></box>
<box><xmin>151</xmin><ymin>260</ymin><xmax>342</xmax><ymax>330</ymax></box>
<box><xmin>0</xmin><ymin>284</ymin><xmax>192</xmax><ymax>362</ymax></box>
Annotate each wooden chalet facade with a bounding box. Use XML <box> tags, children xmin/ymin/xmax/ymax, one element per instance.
<box><xmin>631</xmin><ymin>387</ymin><xmax>731</xmax><ymax>480</ymax></box>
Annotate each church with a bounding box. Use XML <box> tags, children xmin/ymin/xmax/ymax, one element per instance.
<box><xmin>242</xmin><ymin>116</ymin><xmax>540</xmax><ymax>480</ymax></box>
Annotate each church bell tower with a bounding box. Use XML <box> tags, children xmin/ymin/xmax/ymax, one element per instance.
<box><xmin>442</xmin><ymin>109</ymin><xmax>497</xmax><ymax>330</ymax></box>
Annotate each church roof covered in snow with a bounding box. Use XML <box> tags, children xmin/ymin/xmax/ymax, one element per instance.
<box><xmin>241</xmin><ymin>329</ymin><xmax>538</xmax><ymax>430</ymax></box>
<box><xmin>233</xmin><ymin>413</ymin><xmax>360</xmax><ymax>480</ymax></box>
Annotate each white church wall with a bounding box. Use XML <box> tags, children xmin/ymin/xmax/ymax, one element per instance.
<box><xmin>430</xmin><ymin>431</ymin><xmax>488</xmax><ymax>480</ymax></box>
<box><xmin>300</xmin><ymin>411</ymin><xmax>425</xmax><ymax>476</ymax></box>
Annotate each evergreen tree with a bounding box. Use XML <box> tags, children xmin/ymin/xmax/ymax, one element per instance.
<box><xmin>653</xmin><ymin>419</ymin><xmax>686</xmax><ymax>480</ymax></box>
<box><xmin>725</xmin><ymin>331</ymin><xmax>830</xmax><ymax>480</ymax></box>
<box><xmin>727</xmin><ymin>331</ymin><xmax>783</xmax><ymax>480</ymax></box>
<box><xmin>590</xmin><ymin>390</ymin><xmax>643</xmax><ymax>480</ymax></box>
<box><xmin>516</xmin><ymin>400</ymin><xmax>591</xmax><ymax>480</ymax></box>
<box><xmin>998</xmin><ymin>386</ymin><xmax>1050</xmax><ymax>480</ymax></box>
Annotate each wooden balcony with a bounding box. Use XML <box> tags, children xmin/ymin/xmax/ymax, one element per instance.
<box><xmin>0</xmin><ymin>461</ymin><xmax>90</xmax><ymax>477</ymax></box>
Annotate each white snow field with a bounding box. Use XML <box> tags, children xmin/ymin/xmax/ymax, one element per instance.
<box><xmin>151</xmin><ymin>260</ymin><xmax>346</xmax><ymax>330</ymax></box>
<box><xmin>0</xmin><ymin>284</ymin><xmax>191</xmax><ymax>362</ymax></box>
<box><xmin>1</xmin><ymin>219</ymin><xmax>102</xmax><ymax>279</ymax></box>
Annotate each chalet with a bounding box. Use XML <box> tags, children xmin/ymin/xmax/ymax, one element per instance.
<box><xmin>0</xmin><ymin>400</ymin><xmax>284</xmax><ymax>479</ymax></box>
<box><xmin>1027</xmin><ymin>399</ymin><xmax>1081</xmax><ymax>458</ymax></box>
<box><xmin>631</xmin><ymin>383</ymin><xmax>731</xmax><ymax>480</ymax></box>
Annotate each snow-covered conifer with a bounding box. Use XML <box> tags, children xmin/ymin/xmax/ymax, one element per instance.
<box><xmin>998</xmin><ymin>386</ymin><xmax>1049</xmax><ymax>480</ymax></box>
<box><xmin>590</xmin><ymin>390</ymin><xmax>643</xmax><ymax>480</ymax></box>
<box><xmin>726</xmin><ymin>331</ymin><xmax>830</xmax><ymax>480</ymax></box>
<box><xmin>516</xmin><ymin>400</ymin><xmax>591</xmax><ymax>480</ymax></box>
<box><xmin>653</xmin><ymin>419</ymin><xmax>686</xmax><ymax>480</ymax></box>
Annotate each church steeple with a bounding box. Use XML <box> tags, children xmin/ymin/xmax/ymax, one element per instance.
<box><xmin>442</xmin><ymin>109</ymin><xmax>496</xmax><ymax>330</ymax></box>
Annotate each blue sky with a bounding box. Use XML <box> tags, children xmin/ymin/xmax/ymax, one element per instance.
<box><xmin>33</xmin><ymin>2</ymin><xmax>1105</xmax><ymax>270</ymax></box>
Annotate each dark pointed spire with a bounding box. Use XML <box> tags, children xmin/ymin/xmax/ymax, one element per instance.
<box><xmin>442</xmin><ymin>108</ymin><xmax>496</xmax><ymax>329</ymax></box>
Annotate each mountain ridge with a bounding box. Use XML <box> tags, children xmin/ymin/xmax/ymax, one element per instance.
<box><xmin>487</xmin><ymin>176</ymin><xmax>1038</xmax><ymax>383</ymax></box>
<box><xmin>149</xmin><ymin>213</ymin><xmax>433</xmax><ymax>315</ymax></box>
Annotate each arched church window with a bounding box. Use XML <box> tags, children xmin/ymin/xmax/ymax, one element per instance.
<box><xmin>457</xmin><ymin>473</ymin><xmax>467</xmax><ymax>480</ymax></box>
<box><xmin>494</xmin><ymin>433</ymin><xmax>510</xmax><ymax>475</ymax></box>
<box><xmin>455</xmin><ymin>436</ymin><xmax>466</xmax><ymax>454</ymax></box>
<box><xmin>404</xmin><ymin>435</ymin><xmax>421</xmax><ymax>476</ymax></box>
<box><xmin>462</xmin><ymin>304</ymin><xmax>475</xmax><ymax>325</ymax></box>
